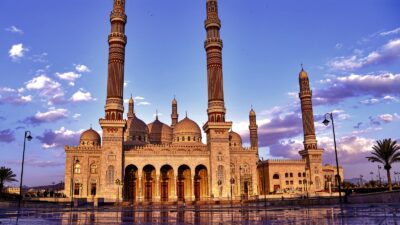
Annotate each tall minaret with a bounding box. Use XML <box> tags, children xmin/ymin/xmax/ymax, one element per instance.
<box><xmin>99</xmin><ymin>0</ymin><xmax>127</xmax><ymax>201</ymax></box>
<box><xmin>205</xmin><ymin>0</ymin><xmax>226</xmax><ymax>123</ymax></box>
<box><xmin>203</xmin><ymin>0</ymin><xmax>233</xmax><ymax>199</ymax></box>
<box><xmin>298</xmin><ymin>67</ymin><xmax>324</xmax><ymax>192</ymax></box>
<box><xmin>104</xmin><ymin>0</ymin><xmax>127</xmax><ymax>120</ymax></box>
<box><xmin>171</xmin><ymin>97</ymin><xmax>178</xmax><ymax>128</ymax></box>
<box><xmin>249</xmin><ymin>108</ymin><xmax>258</xmax><ymax>149</ymax></box>
<box><xmin>298</xmin><ymin>68</ymin><xmax>317</xmax><ymax>150</ymax></box>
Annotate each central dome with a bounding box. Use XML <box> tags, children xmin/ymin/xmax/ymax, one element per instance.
<box><xmin>148</xmin><ymin>118</ymin><xmax>172</xmax><ymax>144</ymax></box>
<box><xmin>173</xmin><ymin>117</ymin><xmax>202</xmax><ymax>143</ymax></box>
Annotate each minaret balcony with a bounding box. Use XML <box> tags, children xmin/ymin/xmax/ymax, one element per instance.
<box><xmin>204</xmin><ymin>19</ymin><xmax>221</xmax><ymax>29</ymax></box>
<box><xmin>204</xmin><ymin>38</ymin><xmax>223</xmax><ymax>49</ymax></box>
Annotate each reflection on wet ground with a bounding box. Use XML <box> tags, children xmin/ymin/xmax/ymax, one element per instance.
<box><xmin>0</xmin><ymin>203</ymin><xmax>399</xmax><ymax>224</ymax></box>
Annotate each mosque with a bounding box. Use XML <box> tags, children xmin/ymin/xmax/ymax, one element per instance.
<box><xmin>64</xmin><ymin>0</ymin><xmax>343</xmax><ymax>203</ymax></box>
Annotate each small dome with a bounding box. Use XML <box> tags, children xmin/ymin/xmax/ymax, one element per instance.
<box><xmin>299</xmin><ymin>68</ymin><xmax>308</xmax><ymax>79</ymax></box>
<box><xmin>125</xmin><ymin>115</ymin><xmax>149</xmax><ymax>144</ymax></box>
<box><xmin>229</xmin><ymin>131</ymin><xmax>242</xmax><ymax>147</ymax></box>
<box><xmin>173</xmin><ymin>117</ymin><xmax>202</xmax><ymax>143</ymax></box>
<box><xmin>148</xmin><ymin>118</ymin><xmax>172</xmax><ymax>144</ymax></box>
<box><xmin>80</xmin><ymin>128</ymin><xmax>101</xmax><ymax>146</ymax></box>
<box><xmin>129</xmin><ymin>97</ymin><xmax>134</xmax><ymax>104</ymax></box>
<box><xmin>172</xmin><ymin>97</ymin><xmax>177</xmax><ymax>105</ymax></box>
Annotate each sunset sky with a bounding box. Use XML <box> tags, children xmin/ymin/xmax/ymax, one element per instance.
<box><xmin>1</xmin><ymin>0</ymin><xmax>399</xmax><ymax>186</ymax></box>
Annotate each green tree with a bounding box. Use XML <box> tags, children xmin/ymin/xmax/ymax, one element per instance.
<box><xmin>366</xmin><ymin>139</ymin><xmax>400</xmax><ymax>191</ymax></box>
<box><xmin>0</xmin><ymin>167</ymin><xmax>18</xmax><ymax>192</ymax></box>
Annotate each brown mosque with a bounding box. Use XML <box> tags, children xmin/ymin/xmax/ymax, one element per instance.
<box><xmin>64</xmin><ymin>0</ymin><xmax>343</xmax><ymax>203</ymax></box>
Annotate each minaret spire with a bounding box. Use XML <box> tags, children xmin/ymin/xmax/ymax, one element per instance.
<box><xmin>205</xmin><ymin>0</ymin><xmax>226</xmax><ymax>123</ymax></box>
<box><xmin>298</xmin><ymin>68</ymin><xmax>317</xmax><ymax>150</ymax></box>
<box><xmin>249</xmin><ymin>107</ymin><xmax>258</xmax><ymax>149</ymax></box>
<box><xmin>104</xmin><ymin>0</ymin><xmax>127</xmax><ymax>120</ymax></box>
<box><xmin>127</xmin><ymin>95</ymin><xmax>134</xmax><ymax>119</ymax></box>
<box><xmin>171</xmin><ymin>97</ymin><xmax>178</xmax><ymax>128</ymax></box>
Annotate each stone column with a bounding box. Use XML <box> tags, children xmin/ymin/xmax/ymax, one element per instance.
<box><xmin>156</xmin><ymin>175</ymin><xmax>160</xmax><ymax>201</ymax></box>
<box><xmin>138</xmin><ymin>169</ymin><xmax>143</xmax><ymax>202</ymax></box>
<box><xmin>173</xmin><ymin>173</ymin><xmax>178</xmax><ymax>201</ymax></box>
<box><xmin>191</xmin><ymin>175</ymin><xmax>195</xmax><ymax>201</ymax></box>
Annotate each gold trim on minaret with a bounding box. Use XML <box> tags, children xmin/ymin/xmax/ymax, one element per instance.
<box><xmin>105</xmin><ymin>0</ymin><xmax>127</xmax><ymax>120</ymax></box>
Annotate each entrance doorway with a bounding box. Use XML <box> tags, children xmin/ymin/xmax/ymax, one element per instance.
<box><xmin>123</xmin><ymin>165</ymin><xmax>138</xmax><ymax>202</ymax></box>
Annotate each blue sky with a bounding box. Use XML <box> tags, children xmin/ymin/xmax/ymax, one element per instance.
<box><xmin>0</xmin><ymin>0</ymin><xmax>399</xmax><ymax>186</ymax></box>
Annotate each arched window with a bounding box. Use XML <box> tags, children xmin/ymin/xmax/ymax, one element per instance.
<box><xmin>273</xmin><ymin>174</ymin><xmax>279</xmax><ymax>179</ymax></box>
<box><xmin>106</xmin><ymin>166</ymin><xmax>114</xmax><ymax>185</ymax></box>
<box><xmin>182</xmin><ymin>136</ymin><xmax>185</xmax><ymax>141</ymax></box>
<box><xmin>90</xmin><ymin>164</ymin><xmax>97</xmax><ymax>174</ymax></box>
<box><xmin>303</xmin><ymin>172</ymin><xmax>306</xmax><ymax>177</ymax></box>
<box><xmin>285</xmin><ymin>173</ymin><xmax>288</xmax><ymax>178</ymax></box>
<box><xmin>74</xmin><ymin>163</ymin><xmax>81</xmax><ymax>174</ymax></box>
<box><xmin>298</xmin><ymin>172</ymin><xmax>301</xmax><ymax>177</ymax></box>
<box><xmin>188</xmin><ymin>136</ymin><xmax>191</xmax><ymax>141</ymax></box>
<box><xmin>290</xmin><ymin>173</ymin><xmax>293</xmax><ymax>177</ymax></box>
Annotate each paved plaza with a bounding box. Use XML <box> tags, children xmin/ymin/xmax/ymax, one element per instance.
<box><xmin>0</xmin><ymin>203</ymin><xmax>399</xmax><ymax>224</ymax></box>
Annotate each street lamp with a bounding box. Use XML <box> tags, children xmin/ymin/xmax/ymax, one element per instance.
<box><xmin>115</xmin><ymin>179</ymin><xmax>122</xmax><ymax>205</ymax></box>
<box><xmin>323</xmin><ymin>113</ymin><xmax>342</xmax><ymax>204</ymax></box>
<box><xmin>18</xmin><ymin>131</ymin><xmax>32</xmax><ymax>208</ymax></box>
<box><xmin>230</xmin><ymin>177</ymin><xmax>235</xmax><ymax>203</ymax></box>
<box><xmin>260</xmin><ymin>157</ymin><xmax>267</xmax><ymax>208</ymax></box>
<box><xmin>377</xmin><ymin>165</ymin><xmax>382</xmax><ymax>186</ymax></box>
<box><xmin>71</xmin><ymin>158</ymin><xmax>80</xmax><ymax>206</ymax></box>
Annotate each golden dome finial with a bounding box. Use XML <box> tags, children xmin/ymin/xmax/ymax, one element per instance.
<box><xmin>299</xmin><ymin>64</ymin><xmax>308</xmax><ymax>79</ymax></box>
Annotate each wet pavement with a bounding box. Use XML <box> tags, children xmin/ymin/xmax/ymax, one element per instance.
<box><xmin>0</xmin><ymin>203</ymin><xmax>399</xmax><ymax>224</ymax></box>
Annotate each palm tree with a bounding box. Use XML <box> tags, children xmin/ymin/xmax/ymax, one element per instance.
<box><xmin>366</xmin><ymin>139</ymin><xmax>400</xmax><ymax>191</ymax></box>
<box><xmin>0</xmin><ymin>167</ymin><xmax>18</xmax><ymax>193</ymax></box>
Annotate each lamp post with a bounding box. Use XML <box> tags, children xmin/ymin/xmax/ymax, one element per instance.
<box><xmin>260</xmin><ymin>157</ymin><xmax>267</xmax><ymax>208</ymax></box>
<box><xmin>377</xmin><ymin>165</ymin><xmax>382</xmax><ymax>186</ymax></box>
<box><xmin>230</xmin><ymin>177</ymin><xmax>235</xmax><ymax>205</ymax></box>
<box><xmin>115</xmin><ymin>179</ymin><xmax>122</xmax><ymax>205</ymax></box>
<box><xmin>18</xmin><ymin>131</ymin><xmax>32</xmax><ymax>209</ymax></box>
<box><xmin>322</xmin><ymin>112</ymin><xmax>342</xmax><ymax>204</ymax></box>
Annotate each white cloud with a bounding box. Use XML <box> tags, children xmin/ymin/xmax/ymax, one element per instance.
<box><xmin>137</xmin><ymin>101</ymin><xmax>151</xmax><ymax>106</ymax></box>
<box><xmin>56</xmin><ymin>72</ymin><xmax>81</xmax><ymax>85</ymax></box>
<box><xmin>70</xmin><ymin>89</ymin><xmax>95</xmax><ymax>102</ymax></box>
<box><xmin>335</xmin><ymin>43</ymin><xmax>343</xmax><ymax>49</ymax></box>
<box><xmin>378</xmin><ymin>113</ymin><xmax>399</xmax><ymax>123</ymax></box>
<box><xmin>72</xmin><ymin>113</ymin><xmax>81</xmax><ymax>119</ymax></box>
<box><xmin>37</xmin><ymin>127</ymin><xmax>84</xmax><ymax>149</ymax></box>
<box><xmin>74</xmin><ymin>64</ymin><xmax>91</xmax><ymax>73</ymax></box>
<box><xmin>134</xmin><ymin>96</ymin><xmax>145</xmax><ymax>101</ymax></box>
<box><xmin>24</xmin><ymin>108</ymin><xmax>69</xmax><ymax>125</ymax></box>
<box><xmin>6</xmin><ymin>26</ymin><xmax>23</xmax><ymax>34</ymax></box>
<box><xmin>9</xmin><ymin>43</ymin><xmax>28</xmax><ymax>60</ymax></box>
<box><xmin>0</xmin><ymin>87</ymin><xmax>32</xmax><ymax>105</ymax></box>
<box><xmin>26</xmin><ymin>74</ymin><xmax>60</xmax><ymax>90</ymax></box>
<box><xmin>328</xmin><ymin>38</ymin><xmax>400</xmax><ymax>71</ymax></box>
<box><xmin>380</xmin><ymin>27</ymin><xmax>400</xmax><ymax>36</ymax></box>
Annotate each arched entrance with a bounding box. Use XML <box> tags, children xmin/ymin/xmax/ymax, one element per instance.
<box><xmin>143</xmin><ymin>165</ymin><xmax>156</xmax><ymax>202</ymax></box>
<box><xmin>194</xmin><ymin>165</ymin><xmax>208</xmax><ymax>201</ymax></box>
<box><xmin>160</xmin><ymin>165</ymin><xmax>174</xmax><ymax>202</ymax></box>
<box><xmin>123</xmin><ymin>165</ymin><xmax>138</xmax><ymax>202</ymax></box>
<box><xmin>177</xmin><ymin>165</ymin><xmax>191</xmax><ymax>202</ymax></box>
